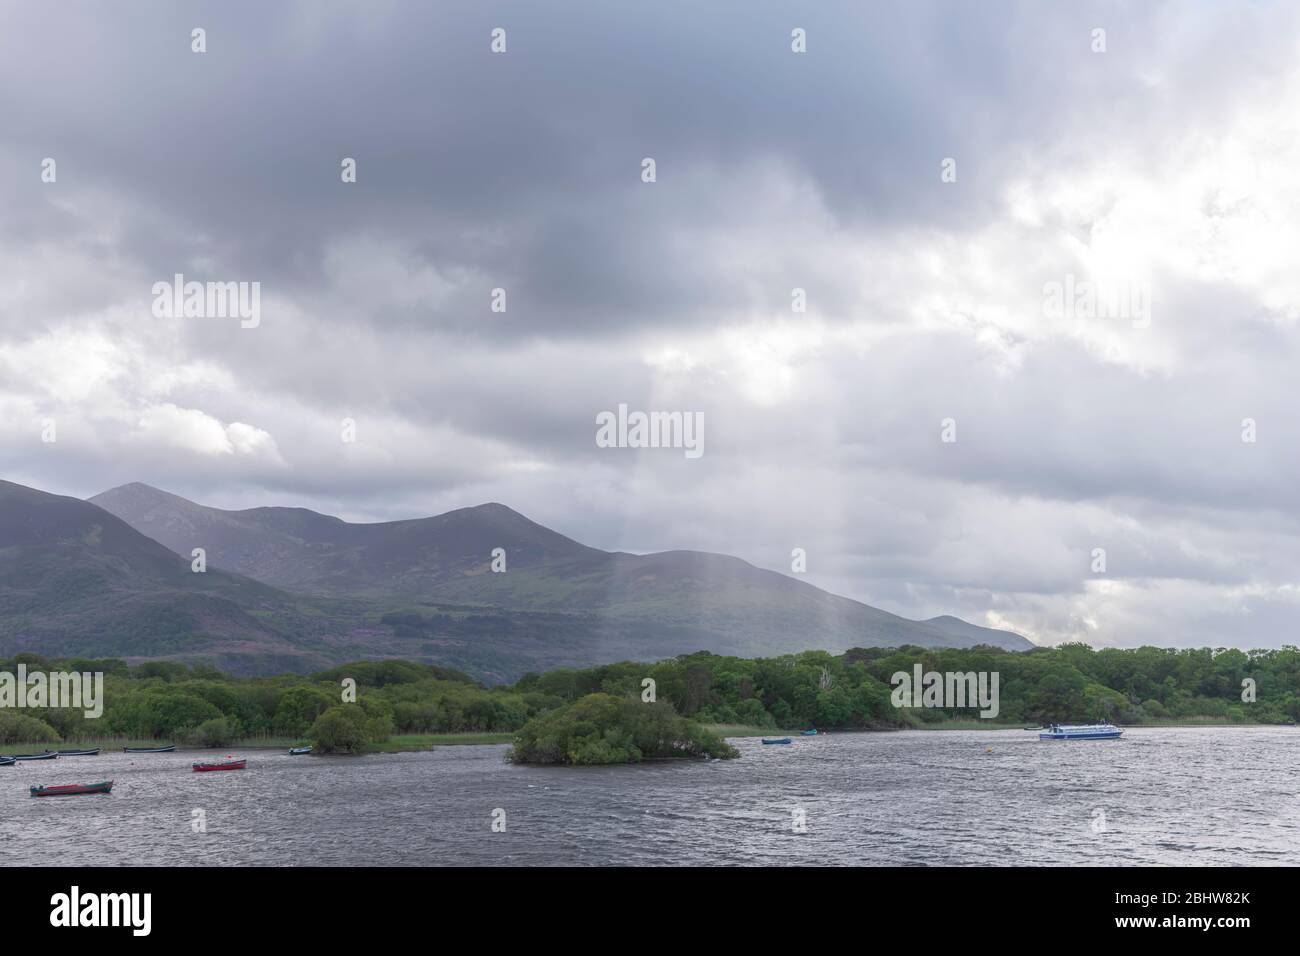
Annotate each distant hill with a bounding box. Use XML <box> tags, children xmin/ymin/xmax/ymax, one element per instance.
<box><xmin>91</xmin><ymin>482</ymin><xmax>1035</xmax><ymax>659</ymax></box>
<box><xmin>0</xmin><ymin>478</ymin><xmax>1037</xmax><ymax>680</ymax></box>
<box><xmin>0</xmin><ymin>480</ymin><xmax>348</xmax><ymax>673</ymax></box>
<box><xmin>922</xmin><ymin>615</ymin><xmax>1033</xmax><ymax>650</ymax></box>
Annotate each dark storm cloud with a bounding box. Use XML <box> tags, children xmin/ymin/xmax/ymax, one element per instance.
<box><xmin>3</xmin><ymin>1</ymin><xmax>1300</xmax><ymax>649</ymax></box>
<box><xmin>1</xmin><ymin>0</ymin><xmax>1217</xmax><ymax>334</ymax></box>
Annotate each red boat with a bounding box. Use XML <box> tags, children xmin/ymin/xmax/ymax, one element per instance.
<box><xmin>192</xmin><ymin>758</ymin><xmax>246</xmax><ymax>772</ymax></box>
<box><xmin>31</xmin><ymin>780</ymin><xmax>113</xmax><ymax>797</ymax></box>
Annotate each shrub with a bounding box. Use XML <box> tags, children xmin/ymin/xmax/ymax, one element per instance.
<box><xmin>184</xmin><ymin>716</ymin><xmax>239</xmax><ymax>748</ymax></box>
<box><xmin>273</xmin><ymin>686</ymin><xmax>335</xmax><ymax>736</ymax></box>
<box><xmin>309</xmin><ymin>705</ymin><xmax>391</xmax><ymax>754</ymax></box>
<box><xmin>1141</xmin><ymin>699</ymin><xmax>1169</xmax><ymax>719</ymax></box>
<box><xmin>0</xmin><ymin>712</ymin><xmax>62</xmax><ymax>745</ymax></box>
<box><xmin>508</xmin><ymin>693</ymin><xmax>740</xmax><ymax>765</ymax></box>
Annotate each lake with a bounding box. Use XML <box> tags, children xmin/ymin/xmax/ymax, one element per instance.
<box><xmin>3</xmin><ymin>727</ymin><xmax>1298</xmax><ymax>866</ymax></box>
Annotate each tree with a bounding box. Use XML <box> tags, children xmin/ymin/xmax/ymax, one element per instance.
<box><xmin>185</xmin><ymin>716</ymin><xmax>239</xmax><ymax>748</ymax></box>
<box><xmin>309</xmin><ymin>705</ymin><xmax>391</xmax><ymax>754</ymax></box>
<box><xmin>274</xmin><ymin>686</ymin><xmax>335</xmax><ymax>736</ymax></box>
<box><xmin>107</xmin><ymin>689</ymin><xmax>221</xmax><ymax>738</ymax></box>
<box><xmin>0</xmin><ymin>712</ymin><xmax>61</xmax><ymax>744</ymax></box>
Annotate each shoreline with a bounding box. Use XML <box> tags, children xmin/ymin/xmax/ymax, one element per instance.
<box><xmin>7</xmin><ymin>719</ymin><xmax>1292</xmax><ymax>755</ymax></box>
<box><xmin>0</xmin><ymin>733</ymin><xmax>515</xmax><ymax>754</ymax></box>
<box><xmin>705</xmin><ymin>719</ymin><xmax>1290</xmax><ymax>736</ymax></box>
<box><xmin>908</xmin><ymin>719</ymin><xmax>1293</xmax><ymax>731</ymax></box>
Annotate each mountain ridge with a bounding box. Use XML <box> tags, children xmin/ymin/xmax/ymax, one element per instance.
<box><xmin>90</xmin><ymin>481</ymin><xmax>1035</xmax><ymax>655</ymax></box>
<box><xmin>0</xmin><ymin>479</ymin><xmax>346</xmax><ymax>673</ymax></box>
<box><xmin>0</xmin><ymin>478</ymin><xmax>1035</xmax><ymax>682</ymax></box>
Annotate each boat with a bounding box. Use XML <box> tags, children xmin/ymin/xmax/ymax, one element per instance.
<box><xmin>30</xmin><ymin>781</ymin><xmax>114</xmax><ymax>797</ymax></box>
<box><xmin>1038</xmin><ymin>723</ymin><xmax>1123</xmax><ymax>740</ymax></box>
<box><xmin>0</xmin><ymin>756</ymin><xmax>15</xmax><ymax>767</ymax></box>
<box><xmin>192</xmin><ymin>758</ymin><xmax>246</xmax><ymax>772</ymax></box>
<box><xmin>123</xmin><ymin>745</ymin><xmax>175</xmax><ymax>753</ymax></box>
<box><xmin>288</xmin><ymin>746</ymin><xmax>312</xmax><ymax>755</ymax></box>
<box><xmin>11</xmin><ymin>752</ymin><xmax>58</xmax><ymax>761</ymax></box>
<box><xmin>800</xmin><ymin>729</ymin><xmax>819</xmax><ymax>736</ymax></box>
<box><xmin>45</xmin><ymin>748</ymin><xmax>101</xmax><ymax>757</ymax></box>
<box><xmin>761</xmin><ymin>738</ymin><xmax>792</xmax><ymax>745</ymax></box>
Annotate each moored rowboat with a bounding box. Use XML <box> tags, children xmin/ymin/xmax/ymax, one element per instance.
<box><xmin>193</xmin><ymin>759</ymin><xmax>246</xmax><ymax>772</ymax></box>
<box><xmin>123</xmin><ymin>745</ymin><xmax>175</xmax><ymax>753</ymax></box>
<box><xmin>0</xmin><ymin>756</ymin><xmax>16</xmax><ymax>767</ymax></box>
<box><xmin>11</xmin><ymin>752</ymin><xmax>57</xmax><ymax>761</ymax></box>
<box><xmin>31</xmin><ymin>780</ymin><xmax>113</xmax><ymax>797</ymax></box>
<box><xmin>761</xmin><ymin>738</ymin><xmax>792</xmax><ymax>745</ymax></box>
<box><xmin>45</xmin><ymin>748</ymin><xmax>101</xmax><ymax>757</ymax></box>
<box><xmin>288</xmin><ymin>746</ymin><xmax>312</xmax><ymax>755</ymax></box>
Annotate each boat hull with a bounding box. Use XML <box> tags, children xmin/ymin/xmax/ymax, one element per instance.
<box><xmin>31</xmin><ymin>781</ymin><xmax>113</xmax><ymax>797</ymax></box>
<box><xmin>46</xmin><ymin>748</ymin><xmax>101</xmax><ymax>757</ymax></box>
<box><xmin>124</xmin><ymin>745</ymin><xmax>176</xmax><ymax>753</ymax></box>
<box><xmin>12</xmin><ymin>753</ymin><xmax>58</xmax><ymax>761</ymax></box>
<box><xmin>193</xmin><ymin>760</ymin><xmax>246</xmax><ymax>772</ymax></box>
<box><xmin>761</xmin><ymin>738</ymin><xmax>792</xmax><ymax>745</ymax></box>
<box><xmin>1039</xmin><ymin>731</ymin><xmax>1123</xmax><ymax>739</ymax></box>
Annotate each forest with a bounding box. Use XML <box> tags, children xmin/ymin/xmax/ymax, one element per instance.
<box><xmin>1</xmin><ymin>642</ymin><xmax>1296</xmax><ymax>755</ymax></box>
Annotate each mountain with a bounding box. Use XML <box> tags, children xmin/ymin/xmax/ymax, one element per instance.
<box><xmin>922</xmin><ymin>615</ymin><xmax>1031</xmax><ymax>649</ymax></box>
<box><xmin>89</xmin><ymin>482</ymin><xmax>600</xmax><ymax>599</ymax></box>
<box><xmin>0</xmin><ymin>480</ymin><xmax>359</xmax><ymax>673</ymax></box>
<box><xmin>0</xmin><ymin>478</ymin><xmax>1037</xmax><ymax>679</ymax></box>
<box><xmin>89</xmin><ymin>482</ymin><xmax>1035</xmax><ymax>663</ymax></box>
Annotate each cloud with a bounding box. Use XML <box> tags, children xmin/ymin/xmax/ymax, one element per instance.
<box><xmin>1</xmin><ymin>1</ymin><xmax>1299</xmax><ymax>650</ymax></box>
<box><xmin>130</xmin><ymin>404</ymin><xmax>281</xmax><ymax>462</ymax></box>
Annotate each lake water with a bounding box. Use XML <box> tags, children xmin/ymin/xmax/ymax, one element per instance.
<box><xmin>3</xmin><ymin>727</ymin><xmax>1298</xmax><ymax>866</ymax></box>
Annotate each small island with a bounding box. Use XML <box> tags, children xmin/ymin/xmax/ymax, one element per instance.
<box><xmin>508</xmin><ymin>693</ymin><xmax>740</xmax><ymax>765</ymax></box>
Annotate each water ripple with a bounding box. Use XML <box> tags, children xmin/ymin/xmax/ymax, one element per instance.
<box><xmin>2</xmin><ymin>727</ymin><xmax>1298</xmax><ymax>865</ymax></box>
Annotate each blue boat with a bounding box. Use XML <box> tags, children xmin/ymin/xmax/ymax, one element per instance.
<box><xmin>1038</xmin><ymin>723</ymin><xmax>1123</xmax><ymax>740</ymax></box>
<box><xmin>800</xmin><ymin>729</ymin><xmax>818</xmax><ymax>736</ymax></box>
<box><xmin>0</xmin><ymin>756</ymin><xmax>15</xmax><ymax>767</ymax></box>
<box><xmin>288</xmin><ymin>746</ymin><xmax>312</xmax><ymax>755</ymax></box>
<box><xmin>761</xmin><ymin>738</ymin><xmax>792</xmax><ymax>745</ymax></box>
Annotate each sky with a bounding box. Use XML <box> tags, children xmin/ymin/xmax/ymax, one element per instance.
<box><xmin>3</xmin><ymin>1</ymin><xmax>1300</xmax><ymax>650</ymax></box>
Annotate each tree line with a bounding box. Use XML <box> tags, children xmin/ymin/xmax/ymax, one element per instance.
<box><xmin>2</xmin><ymin>642</ymin><xmax>1295</xmax><ymax>754</ymax></box>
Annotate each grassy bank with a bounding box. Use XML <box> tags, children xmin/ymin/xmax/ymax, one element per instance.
<box><xmin>9</xmin><ymin>719</ymin><xmax>1291</xmax><ymax>755</ymax></box>
<box><xmin>1</xmin><ymin>732</ymin><xmax>516</xmax><ymax>753</ymax></box>
<box><xmin>705</xmin><ymin>724</ymin><xmax>801</xmax><ymax>738</ymax></box>
<box><xmin>1121</xmin><ymin>716</ymin><xmax>1293</xmax><ymax>728</ymax></box>
<box><xmin>375</xmin><ymin>732</ymin><xmax>513</xmax><ymax>750</ymax></box>
<box><xmin>1</xmin><ymin>735</ymin><xmax>302</xmax><ymax>752</ymax></box>
<box><xmin>907</xmin><ymin>716</ymin><xmax>1288</xmax><ymax>730</ymax></box>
